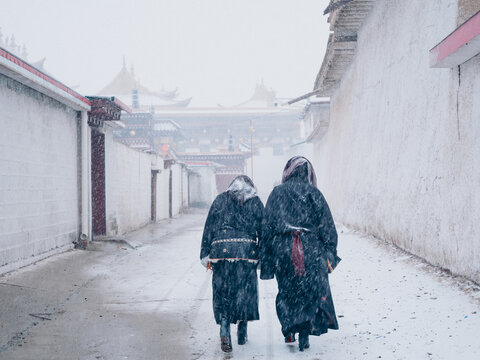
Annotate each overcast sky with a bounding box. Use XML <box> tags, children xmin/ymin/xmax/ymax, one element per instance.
<box><xmin>1</xmin><ymin>0</ymin><xmax>331</xmax><ymax>106</ymax></box>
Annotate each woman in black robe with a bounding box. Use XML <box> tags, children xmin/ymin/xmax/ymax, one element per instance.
<box><xmin>200</xmin><ymin>175</ymin><xmax>264</xmax><ymax>353</ymax></box>
<box><xmin>260</xmin><ymin>156</ymin><xmax>341</xmax><ymax>351</ymax></box>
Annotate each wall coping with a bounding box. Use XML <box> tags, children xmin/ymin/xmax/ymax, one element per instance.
<box><xmin>0</xmin><ymin>46</ymin><xmax>90</xmax><ymax>111</ymax></box>
<box><xmin>430</xmin><ymin>10</ymin><xmax>480</xmax><ymax>68</ymax></box>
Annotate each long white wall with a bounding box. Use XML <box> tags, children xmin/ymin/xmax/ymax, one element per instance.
<box><xmin>181</xmin><ymin>165</ymin><xmax>189</xmax><ymax>209</ymax></box>
<box><xmin>189</xmin><ymin>167</ymin><xmax>217</xmax><ymax>207</ymax></box>
<box><xmin>0</xmin><ymin>74</ymin><xmax>79</xmax><ymax>273</ymax></box>
<box><xmin>171</xmin><ymin>164</ymin><xmax>183</xmax><ymax>216</ymax></box>
<box><xmin>105</xmin><ymin>128</ymin><xmax>152</xmax><ymax>235</ymax></box>
<box><xmin>104</xmin><ymin>128</ymin><xmax>188</xmax><ymax>233</ymax></box>
<box><xmin>0</xmin><ymin>74</ymin><xmax>191</xmax><ymax>272</ymax></box>
<box><xmin>314</xmin><ymin>0</ymin><xmax>480</xmax><ymax>282</ymax></box>
<box><xmin>156</xmin><ymin>166</ymin><xmax>170</xmax><ymax>221</ymax></box>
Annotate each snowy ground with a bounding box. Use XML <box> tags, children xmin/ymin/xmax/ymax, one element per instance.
<box><xmin>0</xmin><ymin>211</ymin><xmax>479</xmax><ymax>359</ymax></box>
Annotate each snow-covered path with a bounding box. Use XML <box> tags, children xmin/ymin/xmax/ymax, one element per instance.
<box><xmin>189</xmin><ymin>224</ymin><xmax>480</xmax><ymax>360</ymax></box>
<box><xmin>1</xmin><ymin>212</ymin><xmax>479</xmax><ymax>359</ymax></box>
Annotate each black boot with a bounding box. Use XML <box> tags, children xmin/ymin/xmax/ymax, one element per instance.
<box><xmin>237</xmin><ymin>321</ymin><xmax>248</xmax><ymax>345</ymax></box>
<box><xmin>284</xmin><ymin>333</ymin><xmax>296</xmax><ymax>343</ymax></box>
<box><xmin>220</xmin><ymin>319</ymin><xmax>232</xmax><ymax>353</ymax></box>
<box><xmin>298</xmin><ymin>330</ymin><xmax>310</xmax><ymax>351</ymax></box>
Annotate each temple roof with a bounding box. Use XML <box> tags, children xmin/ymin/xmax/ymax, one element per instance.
<box><xmin>97</xmin><ymin>61</ymin><xmax>191</xmax><ymax>108</ymax></box>
<box><xmin>98</xmin><ymin>64</ymin><xmax>153</xmax><ymax>97</ymax></box>
<box><xmin>229</xmin><ymin>81</ymin><xmax>277</xmax><ymax>108</ymax></box>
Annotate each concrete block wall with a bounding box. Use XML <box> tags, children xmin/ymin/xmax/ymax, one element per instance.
<box><xmin>171</xmin><ymin>164</ymin><xmax>184</xmax><ymax>216</ymax></box>
<box><xmin>0</xmin><ymin>74</ymin><xmax>79</xmax><ymax>273</ymax></box>
<box><xmin>104</xmin><ymin>129</ymin><xmax>152</xmax><ymax>235</ymax></box>
<box><xmin>314</xmin><ymin>0</ymin><xmax>480</xmax><ymax>282</ymax></box>
<box><xmin>189</xmin><ymin>167</ymin><xmax>217</xmax><ymax>207</ymax></box>
<box><xmin>182</xmin><ymin>166</ymin><xmax>189</xmax><ymax>209</ymax></box>
<box><xmin>104</xmin><ymin>130</ymin><xmax>189</xmax><ymax>229</ymax></box>
<box><xmin>155</xmin><ymin>167</ymin><xmax>170</xmax><ymax>220</ymax></box>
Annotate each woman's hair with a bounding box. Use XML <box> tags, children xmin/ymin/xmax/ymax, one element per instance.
<box><xmin>282</xmin><ymin>156</ymin><xmax>317</xmax><ymax>187</ymax></box>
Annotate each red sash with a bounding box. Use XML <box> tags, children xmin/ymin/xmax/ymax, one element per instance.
<box><xmin>292</xmin><ymin>230</ymin><xmax>305</xmax><ymax>277</ymax></box>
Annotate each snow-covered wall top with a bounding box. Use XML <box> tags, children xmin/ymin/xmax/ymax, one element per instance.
<box><xmin>0</xmin><ymin>46</ymin><xmax>90</xmax><ymax>111</ymax></box>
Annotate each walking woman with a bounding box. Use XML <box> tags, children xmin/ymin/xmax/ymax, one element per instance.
<box><xmin>200</xmin><ymin>175</ymin><xmax>264</xmax><ymax>353</ymax></box>
<box><xmin>260</xmin><ymin>156</ymin><xmax>341</xmax><ymax>351</ymax></box>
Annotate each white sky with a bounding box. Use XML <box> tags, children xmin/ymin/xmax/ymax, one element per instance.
<box><xmin>1</xmin><ymin>0</ymin><xmax>331</xmax><ymax>106</ymax></box>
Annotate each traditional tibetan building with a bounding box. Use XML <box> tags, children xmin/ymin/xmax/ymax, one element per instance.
<box><xmin>155</xmin><ymin>82</ymin><xmax>304</xmax><ymax>201</ymax></box>
<box><xmin>97</xmin><ymin>60</ymin><xmax>192</xmax><ymax>112</ymax></box>
<box><xmin>97</xmin><ymin>62</ymin><xmax>305</xmax><ymax>203</ymax></box>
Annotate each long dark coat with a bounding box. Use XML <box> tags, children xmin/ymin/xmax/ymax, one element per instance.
<box><xmin>201</xmin><ymin>192</ymin><xmax>264</xmax><ymax>324</ymax></box>
<box><xmin>260</xmin><ymin>176</ymin><xmax>340</xmax><ymax>337</ymax></box>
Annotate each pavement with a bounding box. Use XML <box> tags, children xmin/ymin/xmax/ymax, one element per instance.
<box><xmin>0</xmin><ymin>209</ymin><xmax>479</xmax><ymax>360</ymax></box>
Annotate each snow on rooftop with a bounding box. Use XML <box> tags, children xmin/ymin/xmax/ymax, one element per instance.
<box><xmin>154</xmin><ymin>122</ymin><xmax>178</xmax><ymax>132</ymax></box>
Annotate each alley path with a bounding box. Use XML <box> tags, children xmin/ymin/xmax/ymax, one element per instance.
<box><xmin>1</xmin><ymin>211</ymin><xmax>479</xmax><ymax>360</ymax></box>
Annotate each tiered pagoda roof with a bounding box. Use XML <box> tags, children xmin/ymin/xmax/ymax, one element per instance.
<box><xmin>234</xmin><ymin>81</ymin><xmax>277</xmax><ymax>108</ymax></box>
<box><xmin>97</xmin><ymin>61</ymin><xmax>191</xmax><ymax>110</ymax></box>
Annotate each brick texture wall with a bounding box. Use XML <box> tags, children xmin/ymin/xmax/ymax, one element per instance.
<box><xmin>0</xmin><ymin>74</ymin><xmax>79</xmax><ymax>273</ymax></box>
<box><xmin>104</xmin><ymin>127</ymin><xmax>152</xmax><ymax>235</ymax></box>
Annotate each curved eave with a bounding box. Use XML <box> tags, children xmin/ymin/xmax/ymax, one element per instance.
<box><xmin>314</xmin><ymin>34</ymin><xmax>357</xmax><ymax>96</ymax></box>
<box><xmin>0</xmin><ymin>47</ymin><xmax>90</xmax><ymax>111</ymax></box>
<box><xmin>314</xmin><ymin>0</ymin><xmax>376</xmax><ymax>96</ymax></box>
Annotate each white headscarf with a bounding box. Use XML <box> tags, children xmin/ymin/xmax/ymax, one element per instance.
<box><xmin>227</xmin><ymin>175</ymin><xmax>257</xmax><ymax>204</ymax></box>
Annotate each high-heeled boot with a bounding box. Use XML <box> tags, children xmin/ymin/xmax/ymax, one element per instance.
<box><xmin>220</xmin><ymin>318</ymin><xmax>232</xmax><ymax>353</ymax></box>
<box><xmin>237</xmin><ymin>321</ymin><xmax>248</xmax><ymax>345</ymax></box>
<box><xmin>298</xmin><ymin>330</ymin><xmax>310</xmax><ymax>351</ymax></box>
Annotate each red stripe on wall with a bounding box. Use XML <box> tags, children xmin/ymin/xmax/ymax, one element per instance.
<box><xmin>431</xmin><ymin>11</ymin><xmax>480</xmax><ymax>65</ymax></box>
<box><xmin>0</xmin><ymin>47</ymin><xmax>90</xmax><ymax>106</ymax></box>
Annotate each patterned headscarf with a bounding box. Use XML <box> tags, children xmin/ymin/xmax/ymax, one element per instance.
<box><xmin>227</xmin><ymin>175</ymin><xmax>257</xmax><ymax>204</ymax></box>
<box><xmin>281</xmin><ymin>156</ymin><xmax>317</xmax><ymax>187</ymax></box>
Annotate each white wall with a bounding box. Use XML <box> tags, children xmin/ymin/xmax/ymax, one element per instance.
<box><xmin>105</xmin><ymin>134</ymin><xmax>186</xmax><ymax>231</ymax></box>
<box><xmin>155</xmin><ymin>166</ymin><xmax>170</xmax><ymax>220</ymax></box>
<box><xmin>104</xmin><ymin>127</ymin><xmax>152</xmax><ymax>235</ymax></box>
<box><xmin>0</xmin><ymin>74</ymin><xmax>79</xmax><ymax>273</ymax></box>
<box><xmin>189</xmin><ymin>167</ymin><xmax>217</xmax><ymax>207</ymax></box>
<box><xmin>314</xmin><ymin>0</ymin><xmax>480</xmax><ymax>282</ymax></box>
<box><xmin>182</xmin><ymin>166</ymin><xmax>189</xmax><ymax>209</ymax></box>
<box><xmin>152</xmin><ymin>163</ymin><xmax>188</xmax><ymax>220</ymax></box>
<box><xmin>171</xmin><ymin>164</ymin><xmax>183</xmax><ymax>216</ymax></box>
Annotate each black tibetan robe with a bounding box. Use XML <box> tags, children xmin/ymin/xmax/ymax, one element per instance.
<box><xmin>260</xmin><ymin>176</ymin><xmax>340</xmax><ymax>337</ymax></box>
<box><xmin>201</xmin><ymin>192</ymin><xmax>264</xmax><ymax>324</ymax></box>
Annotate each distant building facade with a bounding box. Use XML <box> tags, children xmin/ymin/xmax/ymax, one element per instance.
<box><xmin>99</xmin><ymin>74</ymin><xmax>305</xmax><ymax>204</ymax></box>
<box><xmin>155</xmin><ymin>82</ymin><xmax>304</xmax><ymax>202</ymax></box>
